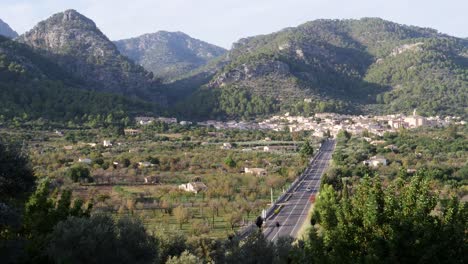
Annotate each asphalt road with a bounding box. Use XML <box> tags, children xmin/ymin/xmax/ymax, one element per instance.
<box><xmin>263</xmin><ymin>139</ymin><xmax>335</xmax><ymax>242</ymax></box>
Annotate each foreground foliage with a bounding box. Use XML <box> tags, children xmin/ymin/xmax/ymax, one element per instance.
<box><xmin>300</xmin><ymin>175</ymin><xmax>468</xmax><ymax>263</ymax></box>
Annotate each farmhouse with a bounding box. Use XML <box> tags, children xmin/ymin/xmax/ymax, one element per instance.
<box><xmin>135</xmin><ymin>116</ymin><xmax>155</xmax><ymax>125</ymax></box>
<box><xmin>157</xmin><ymin>117</ymin><xmax>177</xmax><ymax>124</ymax></box>
<box><xmin>78</xmin><ymin>158</ymin><xmax>92</xmax><ymax>164</ymax></box>
<box><xmin>221</xmin><ymin>143</ymin><xmax>232</xmax><ymax>150</ymax></box>
<box><xmin>178</xmin><ymin>182</ymin><xmax>208</xmax><ymax>193</ymax></box>
<box><xmin>384</xmin><ymin>144</ymin><xmax>399</xmax><ymax>151</ymax></box>
<box><xmin>263</xmin><ymin>145</ymin><xmax>296</xmax><ymax>152</ymax></box>
<box><xmin>103</xmin><ymin>140</ymin><xmax>113</xmax><ymax>147</ymax></box>
<box><xmin>363</xmin><ymin>156</ymin><xmax>388</xmax><ymax>167</ymax></box>
<box><xmin>370</xmin><ymin>140</ymin><xmax>386</xmax><ymax>146</ymax></box>
<box><xmin>124</xmin><ymin>129</ymin><xmax>141</xmax><ymax>136</ymax></box>
<box><xmin>179</xmin><ymin>121</ymin><xmax>192</xmax><ymax>125</ymax></box>
<box><xmin>138</xmin><ymin>161</ymin><xmax>153</xmax><ymax>168</ymax></box>
<box><xmin>244</xmin><ymin>167</ymin><xmax>267</xmax><ymax>177</ymax></box>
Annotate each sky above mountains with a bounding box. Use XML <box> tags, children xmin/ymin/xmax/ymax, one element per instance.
<box><xmin>1</xmin><ymin>0</ymin><xmax>467</xmax><ymax>48</ymax></box>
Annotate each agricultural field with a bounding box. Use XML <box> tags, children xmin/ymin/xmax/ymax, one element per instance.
<box><xmin>1</xmin><ymin>123</ymin><xmax>315</xmax><ymax>238</ymax></box>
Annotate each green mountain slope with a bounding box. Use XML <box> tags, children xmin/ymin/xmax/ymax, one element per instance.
<box><xmin>0</xmin><ymin>36</ymin><xmax>156</xmax><ymax>123</ymax></box>
<box><xmin>179</xmin><ymin>18</ymin><xmax>467</xmax><ymax>119</ymax></box>
<box><xmin>366</xmin><ymin>38</ymin><xmax>468</xmax><ymax>116</ymax></box>
<box><xmin>115</xmin><ymin>31</ymin><xmax>226</xmax><ymax>81</ymax></box>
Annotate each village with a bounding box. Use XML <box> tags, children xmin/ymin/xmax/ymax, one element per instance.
<box><xmin>132</xmin><ymin>110</ymin><xmax>465</xmax><ymax>137</ymax></box>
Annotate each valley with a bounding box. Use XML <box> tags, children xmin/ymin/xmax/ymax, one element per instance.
<box><xmin>0</xmin><ymin>5</ymin><xmax>466</xmax><ymax>264</ymax></box>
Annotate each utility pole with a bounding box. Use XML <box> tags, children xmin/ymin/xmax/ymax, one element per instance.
<box><xmin>271</xmin><ymin>188</ymin><xmax>274</xmax><ymax>204</ymax></box>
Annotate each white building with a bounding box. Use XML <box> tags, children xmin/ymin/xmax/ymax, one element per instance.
<box><xmin>78</xmin><ymin>158</ymin><xmax>92</xmax><ymax>164</ymax></box>
<box><xmin>138</xmin><ymin>161</ymin><xmax>153</xmax><ymax>168</ymax></box>
<box><xmin>244</xmin><ymin>167</ymin><xmax>267</xmax><ymax>177</ymax></box>
<box><xmin>103</xmin><ymin>140</ymin><xmax>113</xmax><ymax>147</ymax></box>
<box><xmin>404</xmin><ymin>109</ymin><xmax>427</xmax><ymax>127</ymax></box>
<box><xmin>135</xmin><ymin>116</ymin><xmax>155</xmax><ymax>125</ymax></box>
<box><xmin>178</xmin><ymin>182</ymin><xmax>208</xmax><ymax>193</ymax></box>
<box><xmin>404</xmin><ymin>116</ymin><xmax>426</xmax><ymax>127</ymax></box>
<box><xmin>124</xmin><ymin>129</ymin><xmax>141</xmax><ymax>136</ymax></box>
<box><xmin>363</xmin><ymin>156</ymin><xmax>388</xmax><ymax>167</ymax></box>
<box><xmin>221</xmin><ymin>143</ymin><xmax>232</xmax><ymax>150</ymax></box>
<box><xmin>157</xmin><ymin>117</ymin><xmax>177</xmax><ymax>124</ymax></box>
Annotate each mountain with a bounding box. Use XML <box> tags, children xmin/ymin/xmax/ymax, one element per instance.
<box><xmin>0</xmin><ymin>19</ymin><xmax>18</xmax><ymax>38</ymax></box>
<box><xmin>115</xmin><ymin>31</ymin><xmax>226</xmax><ymax>81</ymax></box>
<box><xmin>177</xmin><ymin>18</ymin><xmax>468</xmax><ymax>119</ymax></box>
<box><xmin>16</xmin><ymin>9</ymin><xmax>164</xmax><ymax>102</ymax></box>
<box><xmin>0</xmin><ymin>35</ymin><xmax>156</xmax><ymax>123</ymax></box>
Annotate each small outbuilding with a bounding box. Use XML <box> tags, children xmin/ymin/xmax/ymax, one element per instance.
<box><xmin>178</xmin><ymin>182</ymin><xmax>208</xmax><ymax>194</ymax></box>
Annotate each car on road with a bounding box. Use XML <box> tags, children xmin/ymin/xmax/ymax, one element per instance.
<box><xmin>306</xmin><ymin>187</ymin><xmax>312</xmax><ymax>192</ymax></box>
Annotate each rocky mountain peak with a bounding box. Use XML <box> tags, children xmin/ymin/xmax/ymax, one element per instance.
<box><xmin>16</xmin><ymin>9</ymin><xmax>162</xmax><ymax>101</ymax></box>
<box><xmin>60</xmin><ymin>9</ymin><xmax>96</xmax><ymax>26</ymax></box>
<box><xmin>18</xmin><ymin>9</ymin><xmax>115</xmax><ymax>56</ymax></box>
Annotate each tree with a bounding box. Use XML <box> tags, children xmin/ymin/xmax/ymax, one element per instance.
<box><xmin>147</xmin><ymin>156</ymin><xmax>160</xmax><ymax>165</ymax></box>
<box><xmin>114</xmin><ymin>217</ymin><xmax>159</xmax><ymax>263</ymax></box>
<box><xmin>301</xmin><ymin>174</ymin><xmax>468</xmax><ymax>263</ymax></box>
<box><xmin>191</xmin><ymin>219</ymin><xmax>210</xmax><ymax>236</ymax></box>
<box><xmin>0</xmin><ymin>141</ymin><xmax>35</xmax><ymax>262</ymax></box>
<box><xmin>224</xmin><ymin>211</ymin><xmax>242</xmax><ymax>231</ymax></box>
<box><xmin>67</xmin><ymin>165</ymin><xmax>91</xmax><ymax>183</ymax></box>
<box><xmin>224</xmin><ymin>156</ymin><xmax>236</xmax><ymax>168</ymax></box>
<box><xmin>122</xmin><ymin>158</ymin><xmax>131</xmax><ymax>168</ymax></box>
<box><xmin>255</xmin><ymin>216</ymin><xmax>263</xmax><ymax>228</ymax></box>
<box><xmin>336</xmin><ymin>129</ymin><xmax>351</xmax><ymax>142</ymax></box>
<box><xmin>165</xmin><ymin>250</ymin><xmax>200</xmax><ymax>264</ymax></box>
<box><xmin>226</xmin><ymin>230</ymin><xmax>274</xmax><ymax>264</ymax></box>
<box><xmin>47</xmin><ymin>214</ymin><xmax>158</xmax><ymax>264</ymax></box>
<box><xmin>274</xmin><ymin>237</ymin><xmax>294</xmax><ymax>263</ymax></box>
<box><xmin>0</xmin><ymin>141</ymin><xmax>35</xmax><ymax>203</ymax></box>
<box><xmin>208</xmin><ymin>200</ymin><xmax>220</xmax><ymax>227</ymax></box>
<box><xmin>23</xmin><ymin>180</ymin><xmax>92</xmax><ymax>262</ymax></box>
<box><xmin>173</xmin><ymin>205</ymin><xmax>190</xmax><ymax>229</ymax></box>
<box><xmin>156</xmin><ymin>230</ymin><xmax>187</xmax><ymax>263</ymax></box>
<box><xmin>300</xmin><ymin>140</ymin><xmax>314</xmax><ymax>159</ymax></box>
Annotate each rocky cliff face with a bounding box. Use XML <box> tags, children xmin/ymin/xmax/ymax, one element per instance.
<box><xmin>210</xmin><ymin>58</ymin><xmax>290</xmax><ymax>86</ymax></box>
<box><xmin>115</xmin><ymin>31</ymin><xmax>226</xmax><ymax>81</ymax></box>
<box><xmin>0</xmin><ymin>19</ymin><xmax>18</xmax><ymax>38</ymax></box>
<box><xmin>17</xmin><ymin>9</ymin><xmax>162</xmax><ymax>101</ymax></box>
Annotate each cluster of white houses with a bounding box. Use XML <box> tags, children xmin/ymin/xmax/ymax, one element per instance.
<box><xmin>258</xmin><ymin>110</ymin><xmax>464</xmax><ymax>137</ymax></box>
<box><xmin>135</xmin><ymin>116</ymin><xmax>192</xmax><ymax>126</ymax></box>
<box><xmin>133</xmin><ymin>109</ymin><xmax>463</xmax><ymax>138</ymax></box>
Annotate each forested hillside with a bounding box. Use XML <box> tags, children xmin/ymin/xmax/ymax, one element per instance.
<box><xmin>0</xmin><ymin>36</ymin><xmax>157</xmax><ymax>124</ymax></box>
<box><xmin>177</xmin><ymin>18</ymin><xmax>467</xmax><ymax>119</ymax></box>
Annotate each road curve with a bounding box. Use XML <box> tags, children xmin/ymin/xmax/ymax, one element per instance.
<box><xmin>263</xmin><ymin>139</ymin><xmax>335</xmax><ymax>242</ymax></box>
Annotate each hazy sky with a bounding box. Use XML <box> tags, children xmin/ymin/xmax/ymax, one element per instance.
<box><xmin>1</xmin><ymin>0</ymin><xmax>466</xmax><ymax>48</ymax></box>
